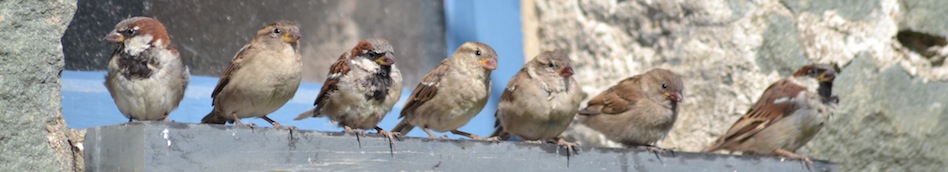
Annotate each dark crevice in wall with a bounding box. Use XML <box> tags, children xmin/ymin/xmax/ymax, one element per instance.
<box><xmin>896</xmin><ymin>30</ymin><xmax>947</xmax><ymax>66</ymax></box>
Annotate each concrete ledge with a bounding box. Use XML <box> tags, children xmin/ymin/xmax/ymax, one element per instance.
<box><xmin>84</xmin><ymin>122</ymin><xmax>836</xmax><ymax>171</ymax></box>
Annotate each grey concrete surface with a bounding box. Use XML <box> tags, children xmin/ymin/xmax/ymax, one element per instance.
<box><xmin>84</xmin><ymin>122</ymin><xmax>835</xmax><ymax>171</ymax></box>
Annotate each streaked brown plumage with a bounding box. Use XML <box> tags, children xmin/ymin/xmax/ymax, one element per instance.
<box><xmin>705</xmin><ymin>64</ymin><xmax>839</xmax><ymax>164</ymax></box>
<box><xmin>294</xmin><ymin>38</ymin><xmax>402</xmax><ymax>146</ymax></box>
<box><xmin>201</xmin><ymin>20</ymin><xmax>302</xmax><ymax>129</ymax></box>
<box><xmin>391</xmin><ymin>42</ymin><xmax>498</xmax><ymax>140</ymax></box>
<box><xmin>579</xmin><ymin>68</ymin><xmax>684</xmax><ymax>149</ymax></box>
<box><xmin>104</xmin><ymin>16</ymin><xmax>189</xmax><ymax>122</ymax></box>
<box><xmin>489</xmin><ymin>50</ymin><xmax>584</xmax><ymax>150</ymax></box>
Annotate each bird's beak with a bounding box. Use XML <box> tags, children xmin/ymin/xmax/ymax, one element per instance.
<box><xmin>282</xmin><ymin>30</ymin><xmax>301</xmax><ymax>43</ymax></box>
<box><xmin>479</xmin><ymin>58</ymin><xmax>497</xmax><ymax>70</ymax></box>
<box><xmin>818</xmin><ymin>71</ymin><xmax>837</xmax><ymax>82</ymax></box>
<box><xmin>664</xmin><ymin>91</ymin><xmax>683</xmax><ymax>102</ymax></box>
<box><xmin>558</xmin><ymin>66</ymin><xmax>574</xmax><ymax>78</ymax></box>
<box><xmin>375</xmin><ymin>53</ymin><xmax>395</xmax><ymax>66</ymax></box>
<box><xmin>104</xmin><ymin>32</ymin><xmax>124</xmax><ymax>43</ymax></box>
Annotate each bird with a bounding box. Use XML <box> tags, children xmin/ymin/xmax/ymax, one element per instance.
<box><xmin>391</xmin><ymin>42</ymin><xmax>498</xmax><ymax>140</ymax></box>
<box><xmin>578</xmin><ymin>68</ymin><xmax>684</xmax><ymax>151</ymax></box>
<box><xmin>294</xmin><ymin>38</ymin><xmax>402</xmax><ymax>147</ymax></box>
<box><xmin>200</xmin><ymin>20</ymin><xmax>302</xmax><ymax>129</ymax></box>
<box><xmin>489</xmin><ymin>50</ymin><xmax>584</xmax><ymax>151</ymax></box>
<box><xmin>705</xmin><ymin>64</ymin><xmax>839</xmax><ymax>165</ymax></box>
<box><xmin>104</xmin><ymin>16</ymin><xmax>190</xmax><ymax>122</ymax></box>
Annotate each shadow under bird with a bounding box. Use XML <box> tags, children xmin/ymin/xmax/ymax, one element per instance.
<box><xmin>391</xmin><ymin>42</ymin><xmax>498</xmax><ymax>140</ymax></box>
<box><xmin>104</xmin><ymin>16</ymin><xmax>190</xmax><ymax>122</ymax></box>
<box><xmin>201</xmin><ymin>20</ymin><xmax>302</xmax><ymax>129</ymax></box>
<box><xmin>705</xmin><ymin>64</ymin><xmax>839</xmax><ymax>165</ymax></box>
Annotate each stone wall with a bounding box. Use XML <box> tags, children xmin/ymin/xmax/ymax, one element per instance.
<box><xmin>0</xmin><ymin>0</ymin><xmax>81</xmax><ymax>171</ymax></box>
<box><xmin>525</xmin><ymin>0</ymin><xmax>948</xmax><ymax>171</ymax></box>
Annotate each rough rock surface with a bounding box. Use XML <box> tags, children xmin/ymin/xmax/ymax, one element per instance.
<box><xmin>0</xmin><ymin>0</ymin><xmax>81</xmax><ymax>171</ymax></box>
<box><xmin>526</xmin><ymin>0</ymin><xmax>948</xmax><ymax>171</ymax></box>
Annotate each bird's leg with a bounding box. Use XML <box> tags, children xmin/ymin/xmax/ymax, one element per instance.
<box><xmin>554</xmin><ymin>137</ymin><xmax>579</xmax><ymax>155</ymax></box>
<box><xmin>375</xmin><ymin>126</ymin><xmax>397</xmax><ymax>156</ymax></box>
<box><xmin>485</xmin><ymin>136</ymin><xmax>503</xmax><ymax>142</ymax></box>
<box><xmin>636</xmin><ymin>144</ymin><xmax>673</xmax><ymax>164</ymax></box>
<box><xmin>232</xmin><ymin>113</ymin><xmax>254</xmax><ymax>128</ymax></box>
<box><xmin>262</xmin><ymin>116</ymin><xmax>295</xmax><ymax>130</ymax></box>
<box><xmin>636</xmin><ymin>145</ymin><xmax>672</xmax><ymax>153</ymax></box>
<box><xmin>487</xmin><ymin>131</ymin><xmax>509</xmax><ymax>142</ymax></box>
<box><xmin>162</xmin><ymin>113</ymin><xmax>170</xmax><ymax>122</ymax></box>
<box><xmin>343</xmin><ymin>126</ymin><xmax>365</xmax><ymax>149</ymax></box>
<box><xmin>342</xmin><ymin>126</ymin><xmax>363</xmax><ymax>134</ymax></box>
<box><xmin>774</xmin><ymin>148</ymin><xmax>813</xmax><ymax>167</ymax></box>
<box><xmin>376</xmin><ymin>127</ymin><xmax>399</xmax><ymax>142</ymax></box>
<box><xmin>128</xmin><ymin>118</ymin><xmax>133</xmax><ymax>123</ymax></box>
<box><xmin>419</xmin><ymin>128</ymin><xmax>436</xmax><ymax>138</ymax></box>
<box><xmin>450</xmin><ymin>130</ymin><xmax>485</xmax><ymax>140</ymax></box>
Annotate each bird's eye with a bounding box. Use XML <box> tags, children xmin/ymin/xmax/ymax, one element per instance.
<box><xmin>274</xmin><ymin>28</ymin><xmax>282</xmax><ymax>34</ymax></box>
<box><xmin>367</xmin><ymin>51</ymin><xmax>382</xmax><ymax>57</ymax></box>
<box><xmin>475</xmin><ymin>50</ymin><xmax>482</xmax><ymax>56</ymax></box>
<box><xmin>547</xmin><ymin>63</ymin><xmax>555</xmax><ymax>68</ymax></box>
<box><xmin>123</xmin><ymin>29</ymin><xmax>136</xmax><ymax>35</ymax></box>
<box><xmin>661</xmin><ymin>83</ymin><xmax>668</xmax><ymax>89</ymax></box>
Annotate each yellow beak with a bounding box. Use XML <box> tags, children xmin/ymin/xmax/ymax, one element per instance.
<box><xmin>281</xmin><ymin>31</ymin><xmax>301</xmax><ymax>43</ymax></box>
<box><xmin>104</xmin><ymin>32</ymin><xmax>124</xmax><ymax>43</ymax></box>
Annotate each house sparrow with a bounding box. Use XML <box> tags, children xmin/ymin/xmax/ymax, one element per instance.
<box><xmin>104</xmin><ymin>16</ymin><xmax>190</xmax><ymax>122</ymax></box>
<box><xmin>705</xmin><ymin>64</ymin><xmax>839</xmax><ymax>165</ymax></box>
<box><xmin>294</xmin><ymin>38</ymin><xmax>402</xmax><ymax>146</ymax></box>
<box><xmin>391</xmin><ymin>42</ymin><xmax>498</xmax><ymax>140</ymax></box>
<box><xmin>578</xmin><ymin>68</ymin><xmax>684</xmax><ymax>151</ymax></box>
<box><xmin>200</xmin><ymin>20</ymin><xmax>302</xmax><ymax>129</ymax></box>
<box><xmin>489</xmin><ymin>50</ymin><xmax>584</xmax><ymax>151</ymax></box>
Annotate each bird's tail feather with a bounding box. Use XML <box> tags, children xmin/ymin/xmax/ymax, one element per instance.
<box><xmin>391</xmin><ymin>120</ymin><xmax>415</xmax><ymax>135</ymax></box>
<box><xmin>293</xmin><ymin>108</ymin><xmax>318</xmax><ymax>120</ymax></box>
<box><xmin>201</xmin><ymin>110</ymin><xmax>228</xmax><ymax>124</ymax></box>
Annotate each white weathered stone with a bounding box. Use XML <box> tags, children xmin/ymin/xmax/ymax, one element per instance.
<box><xmin>527</xmin><ymin>0</ymin><xmax>948</xmax><ymax>171</ymax></box>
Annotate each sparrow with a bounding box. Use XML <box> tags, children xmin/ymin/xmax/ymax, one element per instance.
<box><xmin>705</xmin><ymin>64</ymin><xmax>839</xmax><ymax>165</ymax></box>
<box><xmin>104</xmin><ymin>16</ymin><xmax>190</xmax><ymax>122</ymax></box>
<box><xmin>200</xmin><ymin>20</ymin><xmax>302</xmax><ymax>129</ymax></box>
<box><xmin>489</xmin><ymin>50</ymin><xmax>584</xmax><ymax>150</ymax></box>
<box><xmin>578</xmin><ymin>68</ymin><xmax>684</xmax><ymax>151</ymax></box>
<box><xmin>391</xmin><ymin>42</ymin><xmax>498</xmax><ymax>140</ymax></box>
<box><xmin>294</xmin><ymin>38</ymin><xmax>402</xmax><ymax>147</ymax></box>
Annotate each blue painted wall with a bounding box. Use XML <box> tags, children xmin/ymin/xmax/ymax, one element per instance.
<box><xmin>63</xmin><ymin>0</ymin><xmax>524</xmax><ymax>139</ymax></box>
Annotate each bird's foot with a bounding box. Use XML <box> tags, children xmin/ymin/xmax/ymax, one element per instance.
<box><xmin>235</xmin><ymin>121</ymin><xmax>257</xmax><ymax>129</ymax></box>
<box><xmin>270</xmin><ymin>123</ymin><xmax>297</xmax><ymax>130</ymax></box>
<box><xmin>261</xmin><ymin>116</ymin><xmax>293</xmax><ymax>130</ymax></box>
<box><xmin>450</xmin><ymin>130</ymin><xmax>485</xmax><ymax>140</ymax></box>
<box><xmin>554</xmin><ymin>138</ymin><xmax>580</xmax><ymax>155</ymax></box>
<box><xmin>481</xmin><ymin>136</ymin><xmax>501</xmax><ymax>142</ymax></box>
<box><xmin>636</xmin><ymin>145</ymin><xmax>674</xmax><ymax>163</ymax></box>
<box><xmin>774</xmin><ymin>149</ymin><xmax>813</xmax><ymax>169</ymax></box>
<box><xmin>343</xmin><ymin>126</ymin><xmax>365</xmax><ymax>136</ymax></box>
<box><xmin>375</xmin><ymin>127</ymin><xmax>398</xmax><ymax>156</ymax></box>
<box><xmin>636</xmin><ymin>145</ymin><xmax>672</xmax><ymax>154</ymax></box>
